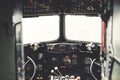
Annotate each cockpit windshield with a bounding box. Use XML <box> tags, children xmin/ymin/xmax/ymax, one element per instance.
<box><xmin>22</xmin><ymin>15</ymin><xmax>101</xmax><ymax>44</ymax></box>
<box><xmin>65</xmin><ymin>15</ymin><xmax>101</xmax><ymax>43</ymax></box>
<box><xmin>22</xmin><ymin>16</ymin><xmax>59</xmax><ymax>44</ymax></box>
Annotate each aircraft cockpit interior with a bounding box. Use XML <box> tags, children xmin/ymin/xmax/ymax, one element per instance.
<box><xmin>0</xmin><ymin>0</ymin><xmax>120</xmax><ymax>80</ymax></box>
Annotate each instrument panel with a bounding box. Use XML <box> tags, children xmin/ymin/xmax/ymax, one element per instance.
<box><xmin>22</xmin><ymin>0</ymin><xmax>104</xmax><ymax>17</ymax></box>
<box><xmin>24</xmin><ymin>42</ymin><xmax>101</xmax><ymax>80</ymax></box>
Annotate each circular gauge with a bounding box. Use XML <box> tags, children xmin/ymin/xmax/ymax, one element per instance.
<box><xmin>84</xmin><ymin>57</ymin><xmax>92</xmax><ymax>65</ymax></box>
<box><xmin>63</xmin><ymin>55</ymin><xmax>71</xmax><ymax>65</ymax></box>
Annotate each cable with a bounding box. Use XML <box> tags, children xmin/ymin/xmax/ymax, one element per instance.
<box><xmin>25</xmin><ymin>56</ymin><xmax>37</xmax><ymax>80</ymax></box>
<box><xmin>90</xmin><ymin>59</ymin><xmax>98</xmax><ymax>80</ymax></box>
<box><xmin>24</xmin><ymin>58</ymin><xmax>31</xmax><ymax>66</ymax></box>
<box><xmin>94</xmin><ymin>62</ymin><xmax>101</xmax><ymax>67</ymax></box>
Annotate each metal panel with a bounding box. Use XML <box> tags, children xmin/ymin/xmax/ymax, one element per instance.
<box><xmin>0</xmin><ymin>0</ymin><xmax>16</xmax><ymax>80</ymax></box>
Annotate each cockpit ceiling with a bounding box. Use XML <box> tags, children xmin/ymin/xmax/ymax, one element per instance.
<box><xmin>22</xmin><ymin>0</ymin><xmax>104</xmax><ymax>17</ymax></box>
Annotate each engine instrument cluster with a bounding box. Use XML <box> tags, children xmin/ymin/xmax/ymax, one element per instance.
<box><xmin>24</xmin><ymin>42</ymin><xmax>101</xmax><ymax>80</ymax></box>
<box><xmin>22</xmin><ymin>0</ymin><xmax>104</xmax><ymax>16</ymax></box>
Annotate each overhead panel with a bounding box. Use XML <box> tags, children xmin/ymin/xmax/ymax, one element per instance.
<box><xmin>22</xmin><ymin>0</ymin><xmax>104</xmax><ymax>17</ymax></box>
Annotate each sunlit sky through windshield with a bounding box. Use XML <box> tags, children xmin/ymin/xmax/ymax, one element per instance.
<box><xmin>22</xmin><ymin>15</ymin><xmax>101</xmax><ymax>44</ymax></box>
<box><xmin>65</xmin><ymin>15</ymin><xmax>101</xmax><ymax>43</ymax></box>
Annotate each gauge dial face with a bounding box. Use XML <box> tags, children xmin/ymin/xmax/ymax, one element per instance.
<box><xmin>63</xmin><ymin>55</ymin><xmax>71</xmax><ymax>65</ymax></box>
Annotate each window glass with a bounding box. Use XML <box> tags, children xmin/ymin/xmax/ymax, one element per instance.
<box><xmin>22</xmin><ymin>16</ymin><xmax>59</xmax><ymax>44</ymax></box>
<box><xmin>65</xmin><ymin>15</ymin><xmax>101</xmax><ymax>43</ymax></box>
